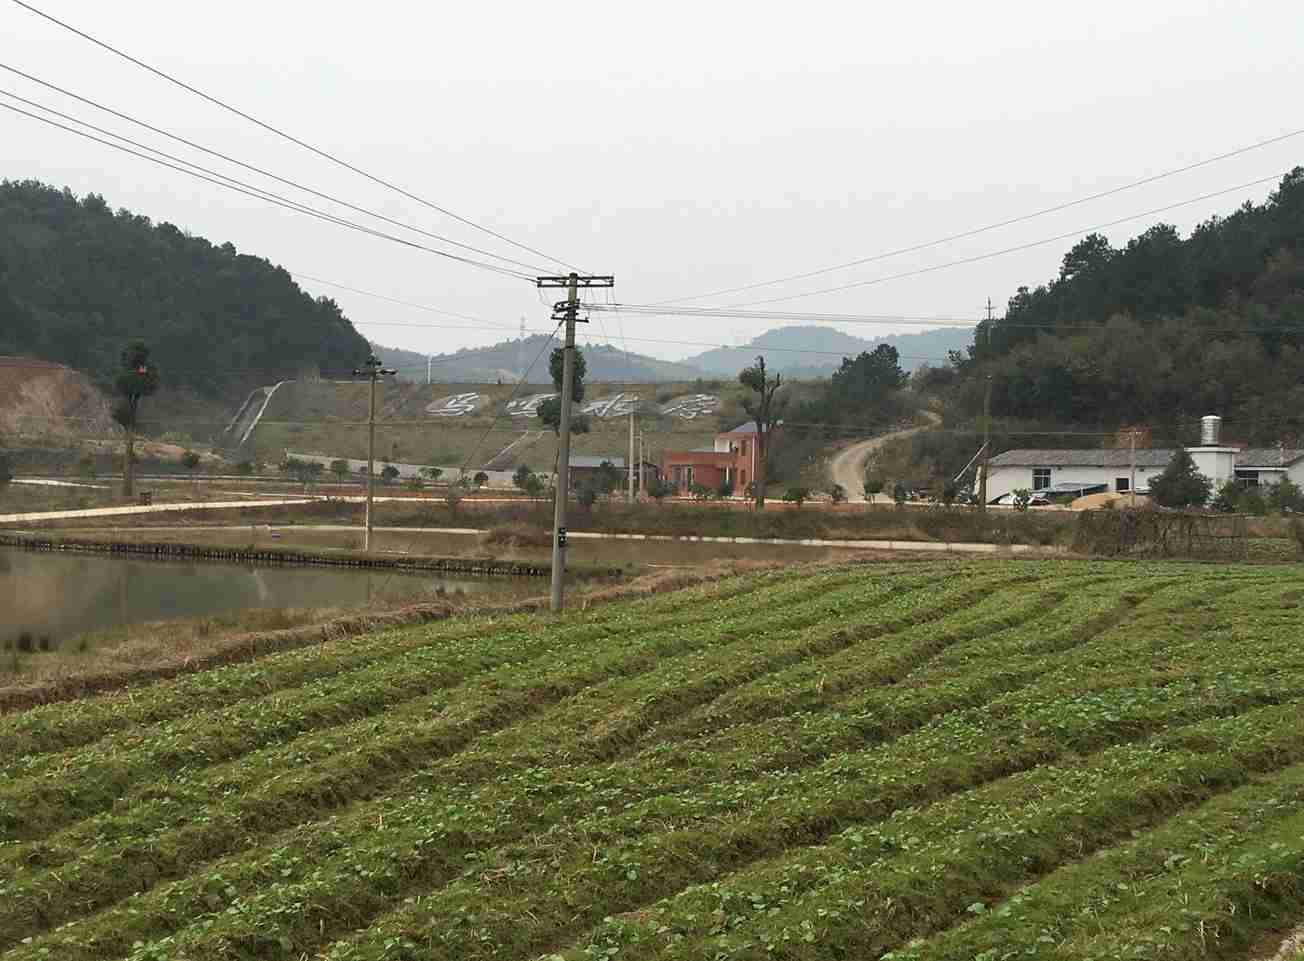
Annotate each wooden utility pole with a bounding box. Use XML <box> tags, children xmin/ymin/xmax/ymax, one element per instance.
<box><xmin>537</xmin><ymin>273</ymin><xmax>615</xmax><ymax>611</ymax></box>
<box><xmin>353</xmin><ymin>354</ymin><xmax>396</xmax><ymax>552</ymax></box>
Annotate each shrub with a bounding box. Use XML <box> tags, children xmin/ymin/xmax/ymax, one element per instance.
<box><xmin>646</xmin><ymin>476</ymin><xmax>672</xmax><ymax>503</ymax></box>
<box><xmin>689</xmin><ymin>482</ymin><xmax>714</xmax><ymax>501</ymax></box>
<box><xmin>783</xmin><ymin>486</ymin><xmax>811</xmax><ymax>507</ymax></box>
<box><xmin>1236</xmin><ymin>485</ymin><xmax>1268</xmax><ymax>516</ymax></box>
<box><xmin>892</xmin><ymin>482</ymin><xmax>909</xmax><ymax>507</ymax></box>
<box><xmin>1268</xmin><ymin>476</ymin><xmax>1304</xmax><ymax>513</ymax></box>
<box><xmin>1012</xmin><ymin>488</ymin><xmax>1033</xmax><ymax>512</ymax></box>
<box><xmin>1212</xmin><ymin>480</ymin><xmax>1240</xmax><ymax>513</ymax></box>
<box><xmin>829</xmin><ymin>483</ymin><xmax>846</xmax><ymax>504</ymax></box>
<box><xmin>1148</xmin><ymin>448</ymin><xmax>1212</xmax><ymax>508</ymax></box>
<box><xmin>473</xmin><ymin>471</ymin><xmax>489</xmax><ymax>489</ymax></box>
<box><xmin>864</xmin><ymin>473</ymin><xmax>885</xmax><ymax>501</ymax></box>
<box><xmin>380</xmin><ymin>464</ymin><xmax>400</xmax><ymax>485</ymax></box>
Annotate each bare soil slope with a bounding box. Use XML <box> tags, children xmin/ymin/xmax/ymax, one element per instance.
<box><xmin>0</xmin><ymin>357</ymin><xmax>116</xmax><ymax>441</ymax></box>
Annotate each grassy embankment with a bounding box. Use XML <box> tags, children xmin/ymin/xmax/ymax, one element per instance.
<box><xmin>9</xmin><ymin>495</ymin><xmax>1079</xmax><ymax>544</ymax></box>
<box><xmin>4</xmin><ymin>559</ymin><xmax>1304</xmax><ymax>959</ymax></box>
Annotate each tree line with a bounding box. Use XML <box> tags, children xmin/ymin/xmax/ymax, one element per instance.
<box><xmin>947</xmin><ymin>167</ymin><xmax>1304</xmax><ymax>442</ymax></box>
<box><xmin>0</xmin><ymin>180</ymin><xmax>370</xmax><ymax>399</ymax></box>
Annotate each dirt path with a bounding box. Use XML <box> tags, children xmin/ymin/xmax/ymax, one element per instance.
<box><xmin>829</xmin><ymin>411</ymin><xmax>941</xmax><ymax>502</ymax></box>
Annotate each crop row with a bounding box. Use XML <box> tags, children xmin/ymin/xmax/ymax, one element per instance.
<box><xmin>16</xmin><ymin>571</ymin><xmax>1292</xmax><ymax>960</ymax></box>
<box><xmin>0</xmin><ymin>564</ymin><xmax>1107</xmax><ymax>954</ymax></box>
<box><xmin>560</xmin><ymin>703</ymin><xmax>1304</xmax><ymax>961</ymax></box>
<box><xmin>0</xmin><ymin>562</ymin><xmax>847</xmax><ymax>766</ymax></box>
<box><xmin>310</xmin><ymin>681</ymin><xmax>1304</xmax><ymax>960</ymax></box>
<box><xmin>886</xmin><ymin>753</ymin><xmax>1304</xmax><ymax>959</ymax></box>
<box><xmin>1</xmin><ymin>564</ymin><xmax>957</xmax><ymax>840</ymax></box>
<box><xmin>0</xmin><ymin>565</ymin><xmax>1037</xmax><ymax>942</ymax></box>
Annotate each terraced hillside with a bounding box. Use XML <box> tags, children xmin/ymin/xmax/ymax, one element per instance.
<box><xmin>5</xmin><ymin>560</ymin><xmax>1304</xmax><ymax>960</ymax></box>
<box><xmin>242</xmin><ymin>379</ymin><xmax>733</xmax><ymax>470</ymax></box>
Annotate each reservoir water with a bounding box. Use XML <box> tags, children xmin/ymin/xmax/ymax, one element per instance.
<box><xmin>0</xmin><ymin>547</ymin><xmax>541</xmax><ymax>648</ymax></box>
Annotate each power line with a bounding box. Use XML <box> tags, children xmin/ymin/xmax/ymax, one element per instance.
<box><xmin>290</xmin><ymin>273</ymin><xmax>515</xmax><ymax>330</ymax></box>
<box><xmin>654</xmin><ymin>128</ymin><xmax>1304</xmax><ymax>304</ymax></box>
<box><xmin>0</xmin><ymin>99</ymin><xmax>536</xmax><ymax>282</ymax></box>
<box><xmin>0</xmin><ymin>64</ymin><xmax>551</xmax><ymax>274</ymax></box>
<box><xmin>9</xmin><ymin>0</ymin><xmax>576</xmax><ymax>271</ymax></box>
<box><xmin>728</xmin><ymin>172</ymin><xmax>1289</xmax><ymax>308</ymax></box>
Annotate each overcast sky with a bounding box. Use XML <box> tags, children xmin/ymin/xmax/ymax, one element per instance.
<box><xmin>2</xmin><ymin>0</ymin><xmax>1301</xmax><ymax>365</ymax></box>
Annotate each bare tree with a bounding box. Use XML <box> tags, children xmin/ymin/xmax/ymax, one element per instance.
<box><xmin>738</xmin><ymin>355</ymin><xmax>785</xmax><ymax>510</ymax></box>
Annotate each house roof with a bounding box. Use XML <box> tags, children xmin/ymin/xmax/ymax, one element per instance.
<box><xmin>724</xmin><ymin>420</ymin><xmax>783</xmax><ymax>435</ymax></box>
<box><xmin>988</xmin><ymin>447</ymin><xmax>1304</xmax><ymax>470</ymax></box>
<box><xmin>1235</xmin><ymin>449</ymin><xmax>1304</xmax><ymax>468</ymax></box>
<box><xmin>988</xmin><ymin>449</ymin><xmax>1176</xmax><ymax>468</ymax></box>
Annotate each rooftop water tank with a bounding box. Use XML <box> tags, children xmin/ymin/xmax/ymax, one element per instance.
<box><xmin>1200</xmin><ymin>415</ymin><xmax>1222</xmax><ymax>446</ymax></box>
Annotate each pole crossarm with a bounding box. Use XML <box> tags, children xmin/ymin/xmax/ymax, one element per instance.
<box><xmin>536</xmin><ymin>275</ymin><xmax>615</xmax><ymax>289</ymax></box>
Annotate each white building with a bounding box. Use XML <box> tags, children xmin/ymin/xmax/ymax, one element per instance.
<box><xmin>982</xmin><ymin>416</ymin><xmax>1304</xmax><ymax>504</ymax></box>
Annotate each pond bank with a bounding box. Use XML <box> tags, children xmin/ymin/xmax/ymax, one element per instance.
<box><xmin>0</xmin><ymin>532</ymin><xmax>626</xmax><ymax>577</ymax></box>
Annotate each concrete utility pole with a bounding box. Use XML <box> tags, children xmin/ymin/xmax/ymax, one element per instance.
<box><xmin>537</xmin><ymin>272</ymin><xmax>615</xmax><ymax>611</ymax></box>
<box><xmin>638</xmin><ymin>431</ymin><xmax>646</xmax><ymax>497</ymax></box>
<box><xmin>353</xmin><ymin>354</ymin><xmax>396</xmax><ymax>552</ymax></box>
<box><xmin>978</xmin><ymin>374</ymin><xmax>992</xmax><ymax>511</ymax></box>
<box><xmin>628</xmin><ymin>397</ymin><xmax>637</xmax><ymax>500</ymax></box>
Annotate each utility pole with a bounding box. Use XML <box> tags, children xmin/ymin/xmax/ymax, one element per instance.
<box><xmin>978</xmin><ymin>374</ymin><xmax>992</xmax><ymax>511</ymax></box>
<box><xmin>628</xmin><ymin>397</ymin><xmax>637</xmax><ymax>501</ymax></box>
<box><xmin>977</xmin><ymin>308</ymin><xmax>994</xmax><ymax>511</ymax></box>
<box><xmin>1129</xmin><ymin>428</ymin><xmax>1137</xmax><ymax>506</ymax></box>
<box><xmin>638</xmin><ymin>431</ymin><xmax>646</xmax><ymax>497</ymax></box>
<box><xmin>353</xmin><ymin>353</ymin><xmax>396</xmax><ymax>552</ymax></box>
<box><xmin>537</xmin><ymin>272</ymin><xmax>615</xmax><ymax>611</ymax></box>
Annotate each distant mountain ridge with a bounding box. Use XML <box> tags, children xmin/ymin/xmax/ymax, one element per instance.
<box><xmin>682</xmin><ymin>324</ymin><xmax>974</xmax><ymax>376</ymax></box>
<box><xmin>375</xmin><ymin>323</ymin><xmax>975</xmax><ymax>385</ymax></box>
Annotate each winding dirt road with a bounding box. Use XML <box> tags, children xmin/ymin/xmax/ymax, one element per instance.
<box><xmin>829</xmin><ymin>411</ymin><xmax>941</xmax><ymax>503</ymax></box>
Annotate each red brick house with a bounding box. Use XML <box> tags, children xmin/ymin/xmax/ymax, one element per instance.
<box><xmin>662</xmin><ymin>422</ymin><xmax>774</xmax><ymax>494</ymax></box>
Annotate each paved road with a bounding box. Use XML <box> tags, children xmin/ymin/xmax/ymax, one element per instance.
<box><xmin>0</xmin><ymin>499</ymin><xmax>313</xmax><ymax>525</ymax></box>
<box><xmin>829</xmin><ymin>411</ymin><xmax>942</xmax><ymax>503</ymax></box>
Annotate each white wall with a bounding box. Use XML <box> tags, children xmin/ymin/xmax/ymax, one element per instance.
<box><xmin>984</xmin><ymin>464</ymin><xmax>1161</xmax><ymax>503</ymax></box>
<box><xmin>1187</xmin><ymin>448</ymin><xmax>1237</xmax><ymax>493</ymax></box>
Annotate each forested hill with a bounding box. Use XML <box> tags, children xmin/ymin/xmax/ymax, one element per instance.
<box><xmin>0</xmin><ymin>180</ymin><xmax>370</xmax><ymax>398</ymax></box>
<box><xmin>949</xmin><ymin>167</ymin><xmax>1304</xmax><ymax>443</ymax></box>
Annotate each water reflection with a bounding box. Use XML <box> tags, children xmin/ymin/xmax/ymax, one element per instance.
<box><xmin>0</xmin><ymin>547</ymin><xmax>538</xmax><ymax>647</ymax></box>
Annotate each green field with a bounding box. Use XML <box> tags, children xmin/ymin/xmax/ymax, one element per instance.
<box><xmin>4</xmin><ymin>559</ymin><xmax>1304</xmax><ymax>960</ymax></box>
